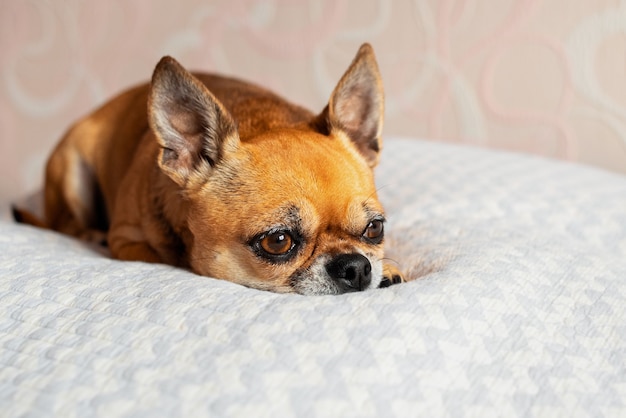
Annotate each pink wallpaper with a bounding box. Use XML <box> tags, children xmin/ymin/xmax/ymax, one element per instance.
<box><xmin>1</xmin><ymin>0</ymin><xmax>625</xmax><ymax>204</ymax></box>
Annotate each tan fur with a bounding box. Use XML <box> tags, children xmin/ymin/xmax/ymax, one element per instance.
<box><xmin>16</xmin><ymin>43</ymin><xmax>405</xmax><ymax>295</ymax></box>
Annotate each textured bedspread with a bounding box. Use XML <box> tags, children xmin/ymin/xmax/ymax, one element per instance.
<box><xmin>1</xmin><ymin>139</ymin><xmax>625</xmax><ymax>417</ymax></box>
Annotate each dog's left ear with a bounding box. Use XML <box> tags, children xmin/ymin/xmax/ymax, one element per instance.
<box><xmin>314</xmin><ymin>43</ymin><xmax>384</xmax><ymax>168</ymax></box>
<box><xmin>149</xmin><ymin>56</ymin><xmax>239</xmax><ymax>187</ymax></box>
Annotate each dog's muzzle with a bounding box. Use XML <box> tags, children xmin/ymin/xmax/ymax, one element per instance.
<box><xmin>325</xmin><ymin>253</ymin><xmax>372</xmax><ymax>292</ymax></box>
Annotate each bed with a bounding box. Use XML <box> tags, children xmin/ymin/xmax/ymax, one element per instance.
<box><xmin>1</xmin><ymin>138</ymin><xmax>625</xmax><ymax>416</ymax></box>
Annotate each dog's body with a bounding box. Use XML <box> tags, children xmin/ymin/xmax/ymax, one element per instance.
<box><xmin>16</xmin><ymin>43</ymin><xmax>404</xmax><ymax>295</ymax></box>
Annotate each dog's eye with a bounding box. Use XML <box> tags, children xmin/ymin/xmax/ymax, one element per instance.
<box><xmin>259</xmin><ymin>231</ymin><xmax>294</xmax><ymax>256</ymax></box>
<box><xmin>363</xmin><ymin>219</ymin><xmax>384</xmax><ymax>242</ymax></box>
<box><xmin>250</xmin><ymin>229</ymin><xmax>301</xmax><ymax>262</ymax></box>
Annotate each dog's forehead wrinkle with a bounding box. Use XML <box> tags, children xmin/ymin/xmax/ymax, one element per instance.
<box><xmin>361</xmin><ymin>200</ymin><xmax>385</xmax><ymax>220</ymax></box>
<box><xmin>258</xmin><ymin>204</ymin><xmax>303</xmax><ymax>232</ymax></box>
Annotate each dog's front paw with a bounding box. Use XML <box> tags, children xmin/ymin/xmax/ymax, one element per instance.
<box><xmin>79</xmin><ymin>229</ymin><xmax>108</xmax><ymax>247</ymax></box>
<box><xmin>379</xmin><ymin>264</ymin><xmax>405</xmax><ymax>288</ymax></box>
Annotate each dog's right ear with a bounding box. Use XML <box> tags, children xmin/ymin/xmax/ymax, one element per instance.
<box><xmin>312</xmin><ymin>43</ymin><xmax>384</xmax><ymax>169</ymax></box>
<box><xmin>149</xmin><ymin>56</ymin><xmax>239</xmax><ymax>187</ymax></box>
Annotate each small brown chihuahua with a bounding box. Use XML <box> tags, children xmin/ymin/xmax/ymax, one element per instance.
<box><xmin>15</xmin><ymin>43</ymin><xmax>404</xmax><ymax>295</ymax></box>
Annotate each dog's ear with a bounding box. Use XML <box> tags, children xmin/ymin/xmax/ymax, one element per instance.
<box><xmin>149</xmin><ymin>56</ymin><xmax>239</xmax><ymax>187</ymax></box>
<box><xmin>314</xmin><ymin>43</ymin><xmax>384</xmax><ymax>168</ymax></box>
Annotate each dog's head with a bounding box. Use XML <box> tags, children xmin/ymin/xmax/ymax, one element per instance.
<box><xmin>148</xmin><ymin>44</ymin><xmax>386</xmax><ymax>295</ymax></box>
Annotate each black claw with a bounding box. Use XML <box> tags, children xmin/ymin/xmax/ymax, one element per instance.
<box><xmin>379</xmin><ymin>274</ymin><xmax>403</xmax><ymax>288</ymax></box>
<box><xmin>379</xmin><ymin>278</ymin><xmax>392</xmax><ymax>288</ymax></box>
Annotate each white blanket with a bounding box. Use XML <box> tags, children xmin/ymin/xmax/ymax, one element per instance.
<box><xmin>1</xmin><ymin>138</ymin><xmax>625</xmax><ymax>417</ymax></box>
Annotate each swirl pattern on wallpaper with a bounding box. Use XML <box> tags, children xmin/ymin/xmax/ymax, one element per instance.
<box><xmin>1</xmin><ymin>0</ymin><xmax>625</xmax><ymax>203</ymax></box>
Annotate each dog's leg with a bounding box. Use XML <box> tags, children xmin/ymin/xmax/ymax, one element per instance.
<box><xmin>44</xmin><ymin>142</ymin><xmax>108</xmax><ymax>245</ymax></box>
<box><xmin>108</xmin><ymin>238</ymin><xmax>162</xmax><ymax>263</ymax></box>
<box><xmin>379</xmin><ymin>263</ymin><xmax>405</xmax><ymax>288</ymax></box>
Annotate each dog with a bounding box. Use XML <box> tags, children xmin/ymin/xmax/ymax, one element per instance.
<box><xmin>14</xmin><ymin>43</ymin><xmax>404</xmax><ymax>295</ymax></box>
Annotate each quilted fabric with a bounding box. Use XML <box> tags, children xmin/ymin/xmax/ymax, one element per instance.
<box><xmin>1</xmin><ymin>138</ymin><xmax>625</xmax><ymax>417</ymax></box>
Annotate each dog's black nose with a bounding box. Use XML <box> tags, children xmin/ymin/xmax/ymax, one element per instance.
<box><xmin>325</xmin><ymin>254</ymin><xmax>372</xmax><ymax>292</ymax></box>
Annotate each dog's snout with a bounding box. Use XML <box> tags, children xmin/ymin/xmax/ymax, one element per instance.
<box><xmin>325</xmin><ymin>254</ymin><xmax>372</xmax><ymax>292</ymax></box>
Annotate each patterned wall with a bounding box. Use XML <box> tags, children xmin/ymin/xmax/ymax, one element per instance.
<box><xmin>1</xmin><ymin>0</ymin><xmax>625</xmax><ymax>204</ymax></box>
